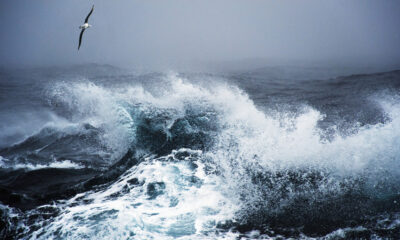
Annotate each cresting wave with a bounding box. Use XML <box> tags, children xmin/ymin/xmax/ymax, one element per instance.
<box><xmin>1</xmin><ymin>72</ymin><xmax>400</xmax><ymax>239</ymax></box>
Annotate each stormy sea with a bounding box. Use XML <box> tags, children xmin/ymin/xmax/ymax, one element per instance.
<box><xmin>1</xmin><ymin>64</ymin><xmax>400</xmax><ymax>239</ymax></box>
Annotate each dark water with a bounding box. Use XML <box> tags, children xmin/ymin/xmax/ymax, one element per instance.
<box><xmin>1</xmin><ymin>64</ymin><xmax>400</xmax><ymax>239</ymax></box>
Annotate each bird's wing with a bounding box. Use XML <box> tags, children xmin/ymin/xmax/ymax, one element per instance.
<box><xmin>85</xmin><ymin>5</ymin><xmax>94</xmax><ymax>23</ymax></box>
<box><xmin>78</xmin><ymin>29</ymin><xmax>85</xmax><ymax>50</ymax></box>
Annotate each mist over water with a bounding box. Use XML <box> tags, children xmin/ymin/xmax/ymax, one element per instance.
<box><xmin>1</xmin><ymin>0</ymin><xmax>400</xmax><ymax>69</ymax></box>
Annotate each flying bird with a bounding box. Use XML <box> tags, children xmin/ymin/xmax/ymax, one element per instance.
<box><xmin>78</xmin><ymin>5</ymin><xmax>94</xmax><ymax>50</ymax></box>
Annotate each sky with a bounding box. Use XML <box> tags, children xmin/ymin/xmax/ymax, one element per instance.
<box><xmin>0</xmin><ymin>0</ymin><xmax>399</xmax><ymax>70</ymax></box>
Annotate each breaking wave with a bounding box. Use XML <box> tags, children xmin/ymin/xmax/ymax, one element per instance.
<box><xmin>1</xmin><ymin>70</ymin><xmax>400</xmax><ymax>239</ymax></box>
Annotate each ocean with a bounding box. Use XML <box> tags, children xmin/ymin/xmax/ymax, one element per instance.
<box><xmin>1</xmin><ymin>64</ymin><xmax>400</xmax><ymax>239</ymax></box>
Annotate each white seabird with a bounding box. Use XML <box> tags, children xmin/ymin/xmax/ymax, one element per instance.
<box><xmin>78</xmin><ymin>5</ymin><xmax>94</xmax><ymax>50</ymax></box>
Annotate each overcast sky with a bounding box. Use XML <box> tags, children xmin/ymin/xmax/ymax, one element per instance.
<box><xmin>0</xmin><ymin>0</ymin><xmax>399</xmax><ymax>69</ymax></box>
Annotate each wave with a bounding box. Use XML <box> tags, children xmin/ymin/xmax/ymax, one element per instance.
<box><xmin>1</xmin><ymin>71</ymin><xmax>400</xmax><ymax>239</ymax></box>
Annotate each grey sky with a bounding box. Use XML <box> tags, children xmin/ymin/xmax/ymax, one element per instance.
<box><xmin>0</xmin><ymin>0</ymin><xmax>399</xmax><ymax>69</ymax></box>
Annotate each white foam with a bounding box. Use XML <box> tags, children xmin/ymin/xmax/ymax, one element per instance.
<box><xmin>0</xmin><ymin>156</ymin><xmax>5</xmax><ymax>167</ymax></box>
<box><xmin>29</xmin><ymin>150</ymin><xmax>238</xmax><ymax>239</ymax></box>
<box><xmin>48</xmin><ymin>81</ymin><xmax>135</xmax><ymax>161</ymax></box>
<box><xmin>12</xmin><ymin>160</ymin><xmax>84</xmax><ymax>170</ymax></box>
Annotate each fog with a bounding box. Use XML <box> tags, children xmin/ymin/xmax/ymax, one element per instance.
<box><xmin>1</xmin><ymin>0</ymin><xmax>400</xmax><ymax>70</ymax></box>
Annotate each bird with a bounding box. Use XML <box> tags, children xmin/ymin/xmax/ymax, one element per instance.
<box><xmin>78</xmin><ymin>5</ymin><xmax>94</xmax><ymax>50</ymax></box>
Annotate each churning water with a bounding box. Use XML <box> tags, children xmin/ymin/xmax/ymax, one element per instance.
<box><xmin>1</xmin><ymin>64</ymin><xmax>400</xmax><ymax>239</ymax></box>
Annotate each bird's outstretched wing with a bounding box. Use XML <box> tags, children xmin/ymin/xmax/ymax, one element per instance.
<box><xmin>85</xmin><ymin>5</ymin><xmax>94</xmax><ymax>23</ymax></box>
<box><xmin>78</xmin><ymin>29</ymin><xmax>85</xmax><ymax>50</ymax></box>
